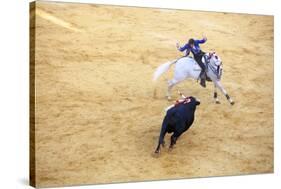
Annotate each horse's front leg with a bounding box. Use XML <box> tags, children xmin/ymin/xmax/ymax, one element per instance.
<box><xmin>213</xmin><ymin>83</ymin><xmax>220</xmax><ymax>104</ymax></box>
<box><xmin>215</xmin><ymin>81</ymin><xmax>235</xmax><ymax>105</ymax></box>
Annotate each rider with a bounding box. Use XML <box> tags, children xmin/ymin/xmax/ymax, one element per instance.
<box><xmin>176</xmin><ymin>37</ymin><xmax>207</xmax><ymax>88</ymax></box>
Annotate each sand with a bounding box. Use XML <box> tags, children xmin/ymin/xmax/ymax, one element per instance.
<box><xmin>30</xmin><ymin>1</ymin><xmax>274</xmax><ymax>187</ymax></box>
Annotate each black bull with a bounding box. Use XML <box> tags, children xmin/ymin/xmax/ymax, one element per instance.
<box><xmin>155</xmin><ymin>96</ymin><xmax>200</xmax><ymax>154</ymax></box>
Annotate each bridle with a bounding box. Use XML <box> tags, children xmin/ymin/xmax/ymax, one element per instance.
<box><xmin>205</xmin><ymin>52</ymin><xmax>223</xmax><ymax>79</ymax></box>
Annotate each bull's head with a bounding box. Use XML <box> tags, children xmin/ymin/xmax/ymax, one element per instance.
<box><xmin>177</xmin><ymin>91</ymin><xmax>200</xmax><ymax>105</ymax></box>
<box><xmin>187</xmin><ymin>96</ymin><xmax>201</xmax><ymax>106</ymax></box>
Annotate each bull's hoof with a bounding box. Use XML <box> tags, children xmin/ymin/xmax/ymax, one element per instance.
<box><xmin>215</xmin><ymin>100</ymin><xmax>221</xmax><ymax>104</ymax></box>
<box><xmin>168</xmin><ymin>145</ymin><xmax>174</xmax><ymax>151</ymax></box>
<box><xmin>153</xmin><ymin>151</ymin><xmax>161</xmax><ymax>158</ymax></box>
<box><xmin>155</xmin><ymin>147</ymin><xmax>160</xmax><ymax>154</ymax></box>
<box><xmin>230</xmin><ymin>101</ymin><xmax>235</xmax><ymax>106</ymax></box>
<box><xmin>154</xmin><ymin>149</ymin><xmax>161</xmax><ymax>157</ymax></box>
<box><xmin>167</xmin><ymin>96</ymin><xmax>172</xmax><ymax>101</ymax></box>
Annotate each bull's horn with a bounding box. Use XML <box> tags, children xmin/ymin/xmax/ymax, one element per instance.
<box><xmin>177</xmin><ymin>90</ymin><xmax>186</xmax><ymax>98</ymax></box>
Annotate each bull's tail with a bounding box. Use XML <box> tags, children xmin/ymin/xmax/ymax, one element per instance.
<box><xmin>155</xmin><ymin>116</ymin><xmax>169</xmax><ymax>154</ymax></box>
<box><xmin>153</xmin><ymin>60</ymin><xmax>177</xmax><ymax>82</ymax></box>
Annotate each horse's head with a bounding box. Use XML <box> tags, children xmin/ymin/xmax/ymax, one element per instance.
<box><xmin>204</xmin><ymin>51</ymin><xmax>223</xmax><ymax>80</ymax></box>
<box><xmin>208</xmin><ymin>51</ymin><xmax>222</xmax><ymax>67</ymax></box>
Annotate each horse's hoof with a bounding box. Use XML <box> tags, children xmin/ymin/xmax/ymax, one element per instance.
<box><xmin>215</xmin><ymin>101</ymin><xmax>221</xmax><ymax>104</ymax></box>
<box><xmin>230</xmin><ymin>101</ymin><xmax>235</xmax><ymax>105</ymax></box>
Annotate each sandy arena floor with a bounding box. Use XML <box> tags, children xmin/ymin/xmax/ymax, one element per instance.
<box><xmin>31</xmin><ymin>2</ymin><xmax>273</xmax><ymax>187</ymax></box>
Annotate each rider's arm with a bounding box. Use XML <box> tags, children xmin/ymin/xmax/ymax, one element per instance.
<box><xmin>178</xmin><ymin>43</ymin><xmax>188</xmax><ymax>52</ymax></box>
<box><xmin>178</xmin><ymin>44</ymin><xmax>191</xmax><ymax>56</ymax></box>
<box><xmin>196</xmin><ymin>37</ymin><xmax>207</xmax><ymax>44</ymax></box>
<box><xmin>185</xmin><ymin>49</ymin><xmax>191</xmax><ymax>56</ymax></box>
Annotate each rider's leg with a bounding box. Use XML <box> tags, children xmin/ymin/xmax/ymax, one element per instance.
<box><xmin>195</xmin><ymin>54</ymin><xmax>206</xmax><ymax>87</ymax></box>
<box><xmin>198</xmin><ymin>61</ymin><xmax>206</xmax><ymax>78</ymax></box>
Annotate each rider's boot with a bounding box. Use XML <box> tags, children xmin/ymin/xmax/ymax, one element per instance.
<box><xmin>199</xmin><ymin>71</ymin><xmax>206</xmax><ymax>88</ymax></box>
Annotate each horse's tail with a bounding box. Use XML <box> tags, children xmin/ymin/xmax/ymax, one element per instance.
<box><xmin>153</xmin><ymin>60</ymin><xmax>176</xmax><ymax>81</ymax></box>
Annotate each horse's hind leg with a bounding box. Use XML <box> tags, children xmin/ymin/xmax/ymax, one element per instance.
<box><xmin>214</xmin><ymin>83</ymin><xmax>220</xmax><ymax>104</ymax></box>
<box><xmin>167</xmin><ymin>78</ymin><xmax>181</xmax><ymax>100</ymax></box>
<box><xmin>166</xmin><ymin>80</ymin><xmax>173</xmax><ymax>100</ymax></box>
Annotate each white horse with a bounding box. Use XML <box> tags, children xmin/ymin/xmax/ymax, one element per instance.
<box><xmin>153</xmin><ymin>52</ymin><xmax>234</xmax><ymax>105</ymax></box>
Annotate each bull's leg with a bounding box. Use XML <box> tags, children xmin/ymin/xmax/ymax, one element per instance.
<box><xmin>169</xmin><ymin>120</ymin><xmax>188</xmax><ymax>150</ymax></box>
<box><xmin>214</xmin><ymin>80</ymin><xmax>235</xmax><ymax>105</ymax></box>
<box><xmin>155</xmin><ymin>135</ymin><xmax>165</xmax><ymax>154</ymax></box>
<box><xmin>169</xmin><ymin>135</ymin><xmax>177</xmax><ymax>149</ymax></box>
<box><xmin>162</xmin><ymin>140</ymin><xmax>165</xmax><ymax>147</ymax></box>
<box><xmin>155</xmin><ymin>144</ymin><xmax>161</xmax><ymax>154</ymax></box>
<box><xmin>213</xmin><ymin>83</ymin><xmax>220</xmax><ymax>104</ymax></box>
<box><xmin>155</xmin><ymin>140</ymin><xmax>165</xmax><ymax>153</ymax></box>
<box><xmin>169</xmin><ymin>130</ymin><xmax>183</xmax><ymax>149</ymax></box>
